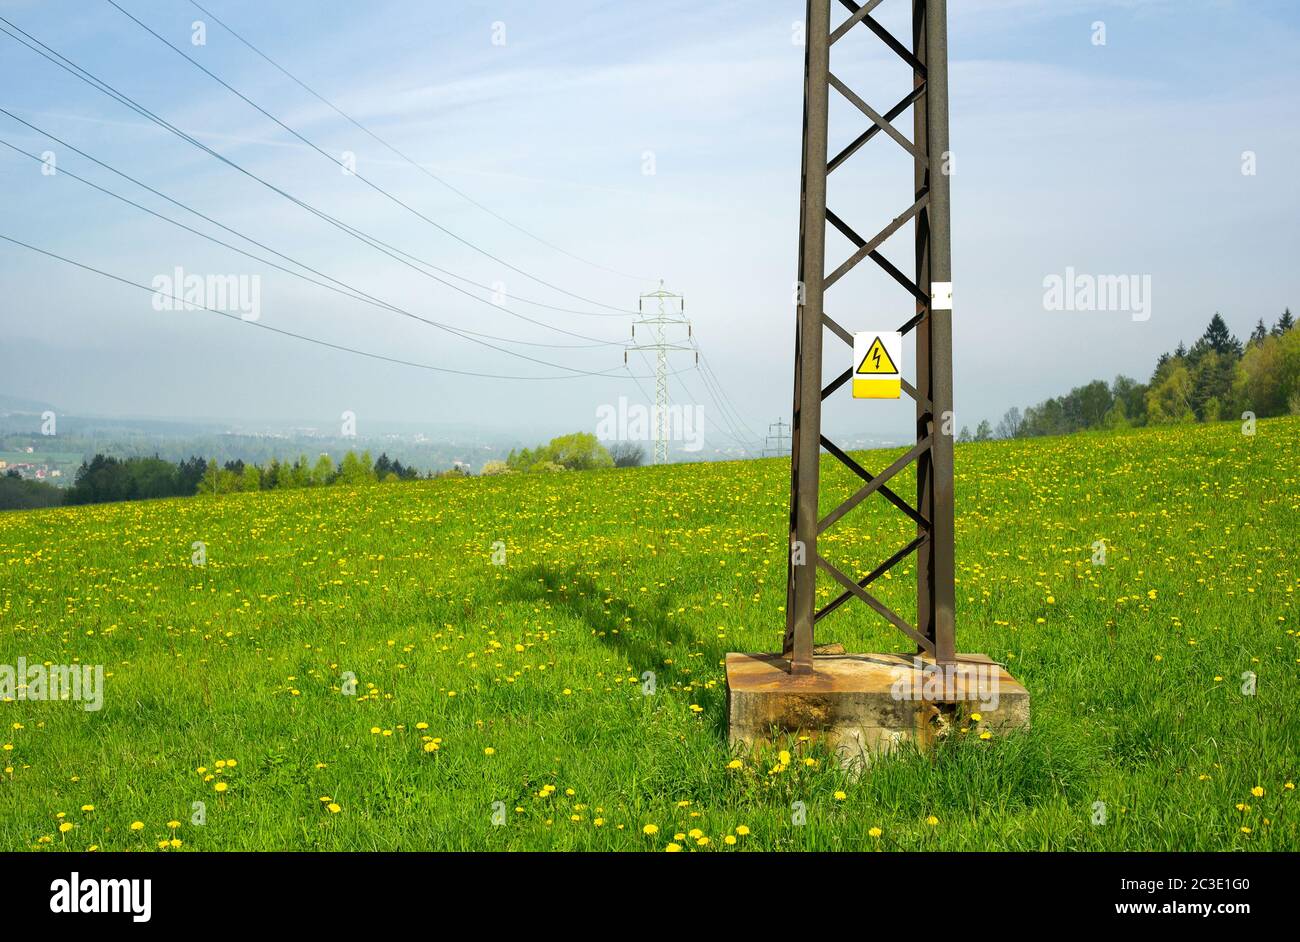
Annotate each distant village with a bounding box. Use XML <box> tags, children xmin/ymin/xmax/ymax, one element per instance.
<box><xmin>0</xmin><ymin>450</ymin><xmax>64</xmax><ymax>482</ymax></box>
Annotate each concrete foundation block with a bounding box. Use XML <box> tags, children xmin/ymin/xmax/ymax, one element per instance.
<box><xmin>725</xmin><ymin>651</ymin><xmax>1030</xmax><ymax>769</ymax></box>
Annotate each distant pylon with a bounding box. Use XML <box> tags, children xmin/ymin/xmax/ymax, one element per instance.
<box><xmin>764</xmin><ymin>419</ymin><xmax>792</xmax><ymax>457</ymax></box>
<box><xmin>625</xmin><ymin>281</ymin><xmax>694</xmax><ymax>464</ymax></box>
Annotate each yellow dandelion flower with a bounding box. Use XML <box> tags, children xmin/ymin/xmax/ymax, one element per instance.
<box><xmin>642</xmin><ymin>824</ymin><xmax>659</xmax><ymax>836</ymax></box>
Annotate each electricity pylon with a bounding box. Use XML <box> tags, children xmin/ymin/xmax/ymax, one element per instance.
<box><xmin>764</xmin><ymin>419</ymin><xmax>792</xmax><ymax>457</ymax></box>
<box><xmin>625</xmin><ymin>282</ymin><xmax>693</xmax><ymax>464</ymax></box>
<box><xmin>784</xmin><ymin>0</ymin><xmax>957</xmax><ymax>674</ymax></box>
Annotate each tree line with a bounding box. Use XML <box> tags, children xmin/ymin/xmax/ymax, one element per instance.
<box><xmin>1</xmin><ymin>432</ymin><xmax>647</xmax><ymax>511</ymax></box>
<box><xmin>0</xmin><ymin>451</ymin><xmax>434</xmax><ymax>510</ymax></box>
<box><xmin>962</xmin><ymin>309</ymin><xmax>1297</xmax><ymax>442</ymax></box>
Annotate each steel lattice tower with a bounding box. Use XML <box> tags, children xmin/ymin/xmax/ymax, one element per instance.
<box><xmin>626</xmin><ymin>282</ymin><xmax>691</xmax><ymax>464</ymax></box>
<box><xmin>783</xmin><ymin>0</ymin><xmax>957</xmax><ymax>674</ymax></box>
<box><xmin>765</xmin><ymin>419</ymin><xmax>792</xmax><ymax>457</ymax></box>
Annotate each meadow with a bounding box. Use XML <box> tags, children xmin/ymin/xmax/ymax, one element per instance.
<box><xmin>0</xmin><ymin>417</ymin><xmax>1296</xmax><ymax>851</ymax></box>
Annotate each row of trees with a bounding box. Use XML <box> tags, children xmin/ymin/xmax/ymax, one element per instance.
<box><xmin>4</xmin><ymin>430</ymin><xmax>647</xmax><ymax>510</ymax></box>
<box><xmin>60</xmin><ymin>451</ymin><xmax>427</xmax><ymax>506</ymax></box>
<box><xmin>961</xmin><ymin>309</ymin><xmax>1298</xmax><ymax>442</ymax></box>
<box><xmin>0</xmin><ymin>471</ymin><xmax>66</xmax><ymax>510</ymax></box>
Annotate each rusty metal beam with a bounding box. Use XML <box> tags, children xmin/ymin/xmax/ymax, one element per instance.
<box><xmin>783</xmin><ymin>0</ymin><xmax>958</xmax><ymax>672</ymax></box>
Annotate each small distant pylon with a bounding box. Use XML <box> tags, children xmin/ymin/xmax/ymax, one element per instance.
<box><xmin>624</xmin><ymin>280</ymin><xmax>695</xmax><ymax>464</ymax></box>
<box><xmin>764</xmin><ymin>419</ymin><xmax>791</xmax><ymax>457</ymax></box>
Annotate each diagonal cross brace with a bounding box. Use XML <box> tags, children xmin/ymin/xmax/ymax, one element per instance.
<box><xmin>815</xmin><ymin>532</ymin><xmax>929</xmax><ymax>622</ymax></box>
<box><xmin>829</xmin><ymin>72</ymin><xmax>928</xmax><ymax>165</ymax></box>
<box><xmin>826</xmin><ymin>190</ymin><xmax>929</xmax><ymax>288</ymax></box>
<box><xmin>816</xmin><ymin>553</ymin><xmax>935</xmax><ymax>653</ymax></box>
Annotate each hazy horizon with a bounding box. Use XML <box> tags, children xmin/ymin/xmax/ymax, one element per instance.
<box><xmin>2</xmin><ymin>0</ymin><xmax>1297</xmax><ymax>450</ymax></box>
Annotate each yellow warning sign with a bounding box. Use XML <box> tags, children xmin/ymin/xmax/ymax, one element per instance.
<box><xmin>852</xmin><ymin>330</ymin><xmax>902</xmax><ymax>400</ymax></box>
<box><xmin>856</xmin><ymin>336</ymin><xmax>898</xmax><ymax>375</ymax></box>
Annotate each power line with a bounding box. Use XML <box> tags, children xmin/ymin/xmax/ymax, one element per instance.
<box><xmin>0</xmin><ymin>15</ymin><xmax>716</xmax><ymax>406</ymax></box>
<box><xmin>700</xmin><ymin>375</ymin><xmax>760</xmax><ymax>455</ymax></box>
<box><xmin>0</xmin><ymin>120</ymin><xmax>620</xmax><ymax>354</ymax></box>
<box><xmin>0</xmin><ymin>17</ymin><xmax>627</xmax><ymax>321</ymax></box>
<box><xmin>692</xmin><ymin>341</ymin><xmax>762</xmax><ymax>445</ymax></box>
<box><xmin>186</xmin><ymin>0</ymin><xmax>654</xmax><ymax>284</ymax></box>
<box><xmin>676</xmin><ymin>368</ymin><xmax>758</xmax><ymax>457</ymax></box>
<box><xmin>0</xmin><ymin>232</ymin><xmax>656</xmax><ymax>381</ymax></box>
<box><xmin>0</xmin><ymin>16</ymin><xmax>634</xmax><ymax>348</ymax></box>
<box><xmin>622</xmin><ymin>362</ymin><xmax>657</xmax><ymax>410</ymax></box>
<box><xmin>103</xmin><ymin>0</ymin><xmax>636</xmax><ymax>315</ymax></box>
<box><xmin>0</xmin><ymin>231</ymin><xmax>685</xmax><ymax>383</ymax></box>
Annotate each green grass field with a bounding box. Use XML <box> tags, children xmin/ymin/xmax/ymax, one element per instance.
<box><xmin>1</xmin><ymin>417</ymin><xmax>1297</xmax><ymax>851</ymax></box>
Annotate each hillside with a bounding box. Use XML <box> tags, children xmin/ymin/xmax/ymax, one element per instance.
<box><xmin>0</xmin><ymin>418</ymin><xmax>1297</xmax><ymax>850</ymax></box>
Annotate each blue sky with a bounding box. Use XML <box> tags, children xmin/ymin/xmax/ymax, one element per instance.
<box><xmin>1</xmin><ymin>0</ymin><xmax>1297</xmax><ymax>449</ymax></box>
